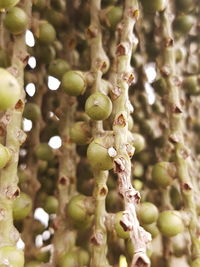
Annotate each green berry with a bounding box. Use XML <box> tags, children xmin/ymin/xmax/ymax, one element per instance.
<box><xmin>34</xmin><ymin>44</ymin><xmax>56</xmax><ymax>65</ymax></box>
<box><xmin>173</xmin><ymin>15</ymin><xmax>194</xmax><ymax>35</ymax></box>
<box><xmin>85</xmin><ymin>92</ymin><xmax>112</xmax><ymax>121</ymax></box>
<box><xmin>0</xmin><ymin>68</ymin><xmax>20</xmax><ymax>111</ymax></box>
<box><xmin>0</xmin><ymin>0</ymin><xmax>19</xmax><ymax>9</ymax></box>
<box><xmin>152</xmin><ymin>162</ymin><xmax>176</xmax><ymax>188</ymax></box>
<box><xmin>35</xmin><ymin>143</ymin><xmax>54</xmax><ymax>161</ymax></box>
<box><xmin>131</xmin><ymin>133</ymin><xmax>145</xmax><ymax>153</ymax></box>
<box><xmin>78</xmin><ymin>249</ymin><xmax>90</xmax><ymax>266</ymax></box>
<box><xmin>137</xmin><ymin>202</ymin><xmax>159</xmax><ymax>225</ymax></box>
<box><xmin>43</xmin><ymin>196</ymin><xmax>58</xmax><ymax>214</ymax></box>
<box><xmin>182</xmin><ymin>76</ymin><xmax>200</xmax><ymax>95</ymax></box>
<box><xmin>157</xmin><ymin>210</ymin><xmax>184</xmax><ymax>237</ymax></box>
<box><xmin>38</xmin><ymin>22</ymin><xmax>56</xmax><ymax>45</ymax></box>
<box><xmin>33</xmin><ymin>0</ymin><xmax>46</xmax><ymax>10</ymax></box>
<box><xmin>152</xmin><ymin>78</ymin><xmax>167</xmax><ymax>96</ymax></box>
<box><xmin>191</xmin><ymin>259</ymin><xmax>200</xmax><ymax>267</ymax></box>
<box><xmin>25</xmin><ymin>261</ymin><xmax>41</xmax><ymax>267</ymax></box>
<box><xmin>0</xmin><ymin>144</ymin><xmax>11</xmax><ymax>169</ymax></box>
<box><xmin>51</xmin><ymin>0</ymin><xmax>66</xmax><ymax>11</ymax></box>
<box><xmin>59</xmin><ymin>251</ymin><xmax>78</xmax><ymax>267</ymax></box>
<box><xmin>48</xmin><ymin>59</ymin><xmax>70</xmax><ymax>80</ymax></box>
<box><xmin>70</xmin><ymin>121</ymin><xmax>92</xmax><ymax>145</ymax></box>
<box><xmin>107</xmin><ymin>6</ymin><xmax>123</xmax><ymax>29</ymax></box>
<box><xmin>140</xmin><ymin>0</ymin><xmax>166</xmax><ymax>12</ymax></box>
<box><xmin>4</xmin><ymin>7</ymin><xmax>28</xmax><ymax>35</ymax></box>
<box><xmin>13</xmin><ymin>192</ymin><xmax>32</xmax><ymax>221</ymax></box>
<box><xmin>0</xmin><ymin>247</ymin><xmax>24</xmax><ymax>267</ymax></box>
<box><xmin>87</xmin><ymin>139</ymin><xmax>113</xmax><ymax>170</ymax></box>
<box><xmin>66</xmin><ymin>194</ymin><xmax>88</xmax><ymax>222</ymax></box>
<box><xmin>23</xmin><ymin>103</ymin><xmax>41</xmax><ymax>122</ymax></box>
<box><xmin>175</xmin><ymin>0</ymin><xmax>194</xmax><ymax>12</ymax></box>
<box><xmin>133</xmin><ymin>179</ymin><xmax>143</xmax><ymax>191</ymax></box>
<box><xmin>114</xmin><ymin>211</ymin><xmax>130</xmax><ymax>239</ymax></box>
<box><xmin>142</xmin><ymin>223</ymin><xmax>159</xmax><ymax>238</ymax></box>
<box><xmin>62</xmin><ymin>71</ymin><xmax>86</xmax><ymax>96</ymax></box>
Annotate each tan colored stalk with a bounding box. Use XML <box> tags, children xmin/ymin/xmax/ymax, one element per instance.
<box><xmin>111</xmin><ymin>1</ymin><xmax>151</xmax><ymax>266</ymax></box>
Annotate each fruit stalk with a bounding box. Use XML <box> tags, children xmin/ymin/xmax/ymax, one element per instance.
<box><xmin>88</xmin><ymin>0</ymin><xmax>110</xmax><ymax>266</ymax></box>
<box><xmin>0</xmin><ymin>0</ymin><xmax>29</xmax><ymax>256</ymax></box>
<box><xmin>160</xmin><ymin>3</ymin><xmax>200</xmax><ymax>260</ymax></box>
<box><xmin>111</xmin><ymin>1</ymin><xmax>151</xmax><ymax>266</ymax></box>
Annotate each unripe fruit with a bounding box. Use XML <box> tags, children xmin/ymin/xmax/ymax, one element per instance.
<box><xmin>0</xmin><ymin>68</ymin><xmax>20</xmax><ymax>111</ymax></box>
<box><xmin>175</xmin><ymin>0</ymin><xmax>194</xmax><ymax>12</ymax></box>
<box><xmin>62</xmin><ymin>71</ymin><xmax>86</xmax><ymax>96</ymax></box>
<box><xmin>33</xmin><ymin>0</ymin><xmax>46</xmax><ymax>10</ymax></box>
<box><xmin>137</xmin><ymin>202</ymin><xmax>159</xmax><ymax>225</ymax></box>
<box><xmin>114</xmin><ymin>211</ymin><xmax>130</xmax><ymax>239</ymax></box>
<box><xmin>48</xmin><ymin>59</ymin><xmax>70</xmax><ymax>80</ymax></box>
<box><xmin>0</xmin><ymin>144</ymin><xmax>11</xmax><ymax>169</ymax></box>
<box><xmin>133</xmin><ymin>179</ymin><xmax>143</xmax><ymax>191</ymax></box>
<box><xmin>157</xmin><ymin>210</ymin><xmax>184</xmax><ymax>237</ymax></box>
<box><xmin>107</xmin><ymin>6</ymin><xmax>123</xmax><ymax>29</ymax></box>
<box><xmin>85</xmin><ymin>92</ymin><xmax>112</xmax><ymax>121</ymax></box>
<box><xmin>152</xmin><ymin>78</ymin><xmax>167</xmax><ymax>96</ymax></box>
<box><xmin>66</xmin><ymin>194</ymin><xmax>88</xmax><ymax>222</ymax></box>
<box><xmin>182</xmin><ymin>76</ymin><xmax>200</xmax><ymax>95</ymax></box>
<box><xmin>23</xmin><ymin>103</ymin><xmax>41</xmax><ymax>122</ymax></box>
<box><xmin>34</xmin><ymin>44</ymin><xmax>56</xmax><ymax>64</ymax></box>
<box><xmin>140</xmin><ymin>0</ymin><xmax>166</xmax><ymax>12</ymax></box>
<box><xmin>0</xmin><ymin>247</ymin><xmax>24</xmax><ymax>267</ymax></box>
<box><xmin>191</xmin><ymin>259</ymin><xmax>200</xmax><ymax>267</ymax></box>
<box><xmin>35</xmin><ymin>143</ymin><xmax>54</xmax><ymax>161</ymax></box>
<box><xmin>13</xmin><ymin>192</ymin><xmax>32</xmax><ymax>221</ymax></box>
<box><xmin>59</xmin><ymin>251</ymin><xmax>78</xmax><ymax>267</ymax></box>
<box><xmin>25</xmin><ymin>261</ymin><xmax>41</xmax><ymax>267</ymax></box>
<box><xmin>152</xmin><ymin>162</ymin><xmax>176</xmax><ymax>188</ymax></box>
<box><xmin>51</xmin><ymin>0</ymin><xmax>66</xmax><ymax>11</ymax></box>
<box><xmin>0</xmin><ymin>0</ymin><xmax>19</xmax><ymax>9</ymax></box>
<box><xmin>173</xmin><ymin>15</ymin><xmax>194</xmax><ymax>35</ymax></box>
<box><xmin>142</xmin><ymin>223</ymin><xmax>159</xmax><ymax>238</ymax></box>
<box><xmin>70</xmin><ymin>121</ymin><xmax>92</xmax><ymax>145</ymax></box>
<box><xmin>131</xmin><ymin>133</ymin><xmax>145</xmax><ymax>153</ymax></box>
<box><xmin>4</xmin><ymin>7</ymin><xmax>28</xmax><ymax>35</ymax></box>
<box><xmin>87</xmin><ymin>139</ymin><xmax>113</xmax><ymax>170</ymax></box>
<box><xmin>38</xmin><ymin>22</ymin><xmax>56</xmax><ymax>45</ymax></box>
<box><xmin>78</xmin><ymin>249</ymin><xmax>90</xmax><ymax>266</ymax></box>
<box><xmin>43</xmin><ymin>195</ymin><xmax>58</xmax><ymax>214</ymax></box>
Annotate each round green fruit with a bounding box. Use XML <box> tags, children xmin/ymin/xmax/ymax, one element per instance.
<box><xmin>13</xmin><ymin>192</ymin><xmax>32</xmax><ymax>221</ymax></box>
<box><xmin>0</xmin><ymin>68</ymin><xmax>20</xmax><ymax>111</ymax></box>
<box><xmin>87</xmin><ymin>139</ymin><xmax>113</xmax><ymax>170</ymax></box>
<box><xmin>0</xmin><ymin>247</ymin><xmax>24</xmax><ymax>267</ymax></box>
<box><xmin>182</xmin><ymin>76</ymin><xmax>199</xmax><ymax>95</ymax></box>
<box><xmin>0</xmin><ymin>0</ymin><xmax>19</xmax><ymax>9</ymax></box>
<box><xmin>48</xmin><ymin>59</ymin><xmax>70</xmax><ymax>80</ymax></box>
<box><xmin>152</xmin><ymin>161</ymin><xmax>176</xmax><ymax>188</ymax></box>
<box><xmin>25</xmin><ymin>261</ymin><xmax>41</xmax><ymax>267</ymax></box>
<box><xmin>191</xmin><ymin>259</ymin><xmax>200</xmax><ymax>267</ymax></box>
<box><xmin>61</xmin><ymin>71</ymin><xmax>86</xmax><ymax>96</ymax></box>
<box><xmin>70</xmin><ymin>121</ymin><xmax>92</xmax><ymax>145</ymax></box>
<box><xmin>67</xmin><ymin>194</ymin><xmax>88</xmax><ymax>222</ymax></box>
<box><xmin>34</xmin><ymin>44</ymin><xmax>56</xmax><ymax>65</ymax></box>
<box><xmin>175</xmin><ymin>0</ymin><xmax>194</xmax><ymax>12</ymax></box>
<box><xmin>43</xmin><ymin>195</ymin><xmax>58</xmax><ymax>214</ymax></box>
<box><xmin>173</xmin><ymin>15</ymin><xmax>194</xmax><ymax>35</ymax></box>
<box><xmin>142</xmin><ymin>223</ymin><xmax>159</xmax><ymax>239</ymax></box>
<box><xmin>35</xmin><ymin>143</ymin><xmax>54</xmax><ymax>161</ymax></box>
<box><xmin>38</xmin><ymin>22</ymin><xmax>56</xmax><ymax>45</ymax></box>
<box><xmin>114</xmin><ymin>211</ymin><xmax>130</xmax><ymax>239</ymax></box>
<box><xmin>107</xmin><ymin>6</ymin><xmax>123</xmax><ymax>29</ymax></box>
<box><xmin>59</xmin><ymin>251</ymin><xmax>78</xmax><ymax>267</ymax></box>
<box><xmin>4</xmin><ymin>7</ymin><xmax>28</xmax><ymax>35</ymax></box>
<box><xmin>132</xmin><ymin>133</ymin><xmax>145</xmax><ymax>153</ymax></box>
<box><xmin>33</xmin><ymin>0</ymin><xmax>46</xmax><ymax>10</ymax></box>
<box><xmin>140</xmin><ymin>0</ymin><xmax>166</xmax><ymax>12</ymax></box>
<box><xmin>137</xmin><ymin>202</ymin><xmax>159</xmax><ymax>225</ymax></box>
<box><xmin>157</xmin><ymin>210</ymin><xmax>184</xmax><ymax>237</ymax></box>
<box><xmin>23</xmin><ymin>103</ymin><xmax>41</xmax><ymax>122</ymax></box>
<box><xmin>85</xmin><ymin>92</ymin><xmax>112</xmax><ymax>121</ymax></box>
<box><xmin>78</xmin><ymin>249</ymin><xmax>90</xmax><ymax>266</ymax></box>
<box><xmin>0</xmin><ymin>144</ymin><xmax>11</xmax><ymax>169</ymax></box>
